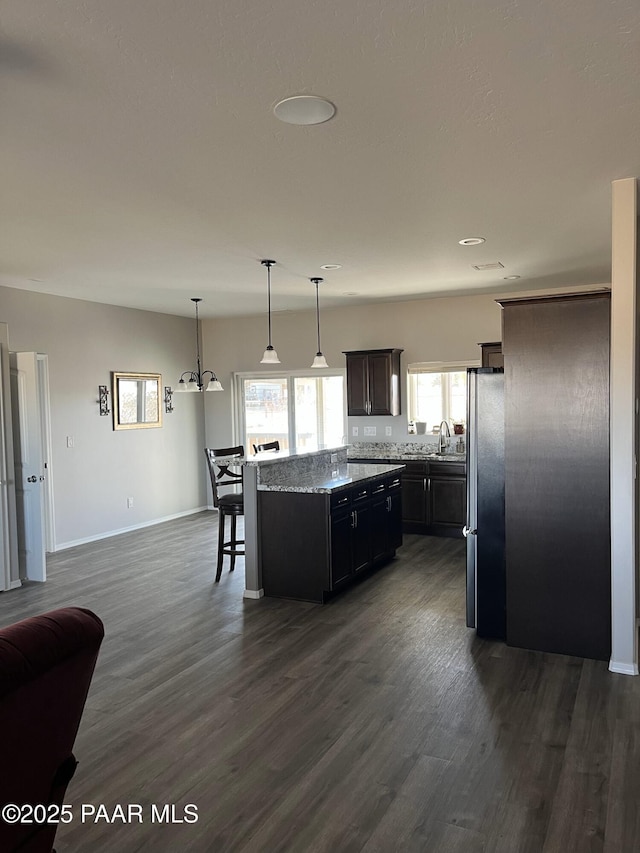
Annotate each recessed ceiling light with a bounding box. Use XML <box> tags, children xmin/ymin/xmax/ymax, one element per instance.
<box><xmin>458</xmin><ymin>237</ymin><xmax>486</xmax><ymax>246</ymax></box>
<box><xmin>344</xmin><ymin>292</ymin><xmax>358</xmax><ymax>296</ymax></box>
<box><xmin>503</xmin><ymin>275</ymin><xmax>521</xmax><ymax>281</ymax></box>
<box><xmin>320</xmin><ymin>264</ymin><xmax>342</xmax><ymax>271</ymax></box>
<box><xmin>273</xmin><ymin>95</ymin><xmax>336</xmax><ymax>126</ymax></box>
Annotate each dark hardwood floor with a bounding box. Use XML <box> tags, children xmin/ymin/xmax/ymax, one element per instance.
<box><xmin>1</xmin><ymin>513</ymin><xmax>638</xmax><ymax>852</ymax></box>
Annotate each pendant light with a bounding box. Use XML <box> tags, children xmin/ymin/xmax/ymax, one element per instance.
<box><xmin>260</xmin><ymin>259</ymin><xmax>280</xmax><ymax>364</ymax></box>
<box><xmin>175</xmin><ymin>298</ymin><xmax>224</xmax><ymax>392</ymax></box>
<box><xmin>310</xmin><ymin>277</ymin><xmax>328</xmax><ymax>368</ymax></box>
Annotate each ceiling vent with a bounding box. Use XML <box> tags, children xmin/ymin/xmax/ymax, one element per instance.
<box><xmin>472</xmin><ymin>262</ymin><xmax>504</xmax><ymax>271</ymax></box>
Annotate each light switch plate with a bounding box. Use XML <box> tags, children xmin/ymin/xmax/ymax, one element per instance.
<box><xmin>385</xmin><ymin>426</ymin><xmax>393</xmax><ymax>436</ymax></box>
<box><xmin>364</xmin><ymin>426</ymin><xmax>376</xmax><ymax>436</ymax></box>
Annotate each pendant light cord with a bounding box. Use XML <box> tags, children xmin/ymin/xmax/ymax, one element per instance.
<box><xmin>267</xmin><ymin>263</ymin><xmax>272</xmax><ymax>348</ymax></box>
<box><xmin>315</xmin><ymin>280</ymin><xmax>321</xmax><ymax>352</ymax></box>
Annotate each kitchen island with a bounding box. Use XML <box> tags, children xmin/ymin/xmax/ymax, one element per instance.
<box><xmin>240</xmin><ymin>446</ymin><xmax>404</xmax><ymax>602</ymax></box>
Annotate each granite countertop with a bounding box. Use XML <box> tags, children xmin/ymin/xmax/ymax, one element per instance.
<box><xmin>347</xmin><ymin>442</ymin><xmax>466</xmax><ymax>463</ymax></box>
<box><xmin>256</xmin><ymin>462</ymin><xmax>405</xmax><ymax>494</ymax></box>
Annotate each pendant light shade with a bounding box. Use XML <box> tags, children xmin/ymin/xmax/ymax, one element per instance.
<box><xmin>176</xmin><ymin>298</ymin><xmax>224</xmax><ymax>392</ymax></box>
<box><xmin>260</xmin><ymin>259</ymin><xmax>280</xmax><ymax>364</ymax></box>
<box><xmin>310</xmin><ymin>277</ymin><xmax>328</xmax><ymax>368</ymax></box>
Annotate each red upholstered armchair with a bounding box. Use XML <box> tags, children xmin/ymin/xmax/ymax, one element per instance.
<box><xmin>0</xmin><ymin>607</ymin><xmax>104</xmax><ymax>853</ymax></box>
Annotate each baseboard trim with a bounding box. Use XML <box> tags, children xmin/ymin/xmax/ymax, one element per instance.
<box><xmin>55</xmin><ymin>506</ymin><xmax>210</xmax><ymax>552</ymax></box>
<box><xmin>608</xmin><ymin>659</ymin><xmax>639</xmax><ymax>676</ymax></box>
<box><xmin>243</xmin><ymin>588</ymin><xmax>264</xmax><ymax>600</ymax></box>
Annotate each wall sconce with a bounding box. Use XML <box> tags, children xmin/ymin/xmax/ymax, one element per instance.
<box><xmin>164</xmin><ymin>386</ymin><xmax>174</xmax><ymax>414</ymax></box>
<box><xmin>98</xmin><ymin>385</ymin><xmax>110</xmax><ymax>416</ymax></box>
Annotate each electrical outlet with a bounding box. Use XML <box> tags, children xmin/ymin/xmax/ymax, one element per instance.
<box><xmin>330</xmin><ymin>452</ymin><xmax>338</xmax><ymax>463</ymax></box>
<box><xmin>127</xmin><ymin>497</ymin><xmax>134</xmax><ymax>508</ymax></box>
<box><xmin>66</xmin><ymin>436</ymin><xmax>74</xmax><ymax>448</ymax></box>
<box><xmin>385</xmin><ymin>426</ymin><xmax>393</xmax><ymax>436</ymax></box>
<box><xmin>352</xmin><ymin>426</ymin><xmax>359</xmax><ymax>436</ymax></box>
<box><xmin>364</xmin><ymin>426</ymin><xmax>376</xmax><ymax>436</ymax></box>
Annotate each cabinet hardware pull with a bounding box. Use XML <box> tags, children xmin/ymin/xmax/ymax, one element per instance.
<box><xmin>351</xmin><ymin>511</ymin><xmax>356</xmax><ymax>528</ymax></box>
<box><xmin>423</xmin><ymin>477</ymin><xmax>427</xmax><ymax>491</ymax></box>
<box><xmin>354</xmin><ymin>510</ymin><xmax>358</xmax><ymax>528</ymax></box>
<box><xmin>427</xmin><ymin>478</ymin><xmax>431</xmax><ymax>491</ymax></box>
<box><xmin>386</xmin><ymin>496</ymin><xmax>391</xmax><ymax>511</ymax></box>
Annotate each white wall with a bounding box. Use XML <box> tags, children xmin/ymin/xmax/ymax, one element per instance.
<box><xmin>0</xmin><ymin>286</ymin><xmax>207</xmax><ymax>549</ymax></box>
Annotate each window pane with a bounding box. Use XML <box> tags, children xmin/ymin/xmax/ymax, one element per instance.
<box><xmin>409</xmin><ymin>369</ymin><xmax>467</xmax><ymax>428</ymax></box>
<box><xmin>243</xmin><ymin>378</ymin><xmax>289</xmax><ymax>452</ymax></box>
<box><xmin>448</xmin><ymin>372</ymin><xmax>467</xmax><ymax>424</ymax></box>
<box><xmin>414</xmin><ymin>373</ymin><xmax>443</xmax><ymax>432</ymax></box>
<box><xmin>294</xmin><ymin>376</ymin><xmax>345</xmax><ymax>451</ymax></box>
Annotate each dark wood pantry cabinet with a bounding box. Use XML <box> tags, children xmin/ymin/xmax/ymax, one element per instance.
<box><xmin>498</xmin><ymin>290</ymin><xmax>611</xmax><ymax>661</ymax></box>
<box><xmin>343</xmin><ymin>349</ymin><xmax>403</xmax><ymax>416</ymax></box>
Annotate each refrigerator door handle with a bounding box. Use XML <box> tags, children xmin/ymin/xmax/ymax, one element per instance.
<box><xmin>462</xmin><ymin>525</ymin><xmax>477</xmax><ymax>538</ymax></box>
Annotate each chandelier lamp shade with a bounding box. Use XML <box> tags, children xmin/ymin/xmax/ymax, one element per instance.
<box><xmin>310</xmin><ymin>277</ymin><xmax>328</xmax><ymax>368</ymax></box>
<box><xmin>175</xmin><ymin>298</ymin><xmax>224</xmax><ymax>392</ymax></box>
<box><xmin>260</xmin><ymin>259</ymin><xmax>280</xmax><ymax>364</ymax></box>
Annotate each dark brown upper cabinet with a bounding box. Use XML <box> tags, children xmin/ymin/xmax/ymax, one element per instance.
<box><xmin>478</xmin><ymin>341</ymin><xmax>504</xmax><ymax>368</ymax></box>
<box><xmin>343</xmin><ymin>349</ymin><xmax>403</xmax><ymax>416</ymax></box>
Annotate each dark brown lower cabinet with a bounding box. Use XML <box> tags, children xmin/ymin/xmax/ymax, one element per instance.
<box><xmin>260</xmin><ymin>474</ymin><xmax>403</xmax><ymax>603</ymax></box>
<box><xmin>428</xmin><ymin>462</ymin><xmax>466</xmax><ymax>537</ymax></box>
<box><xmin>357</xmin><ymin>459</ymin><xmax>466</xmax><ymax>538</ymax></box>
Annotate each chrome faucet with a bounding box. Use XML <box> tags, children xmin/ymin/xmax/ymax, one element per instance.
<box><xmin>438</xmin><ymin>420</ymin><xmax>451</xmax><ymax>454</ymax></box>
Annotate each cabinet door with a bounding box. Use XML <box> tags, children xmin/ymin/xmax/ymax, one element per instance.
<box><xmin>387</xmin><ymin>481</ymin><xmax>403</xmax><ymax>550</ymax></box>
<box><xmin>479</xmin><ymin>342</ymin><xmax>504</xmax><ymax>368</ymax></box>
<box><xmin>368</xmin><ymin>352</ymin><xmax>393</xmax><ymax>415</ymax></box>
<box><xmin>370</xmin><ymin>490</ymin><xmax>389</xmax><ymax>562</ymax></box>
<box><xmin>352</xmin><ymin>503</ymin><xmax>371</xmax><ymax>573</ymax></box>
<box><xmin>345</xmin><ymin>353</ymin><xmax>369</xmax><ymax>416</ymax></box>
<box><xmin>330</xmin><ymin>509</ymin><xmax>353</xmax><ymax>588</ymax></box>
<box><xmin>429</xmin><ymin>476</ymin><xmax>466</xmax><ymax>527</ymax></box>
<box><xmin>401</xmin><ymin>475</ymin><xmax>428</xmax><ymax>524</ymax></box>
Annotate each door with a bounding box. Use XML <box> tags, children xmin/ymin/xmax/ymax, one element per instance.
<box><xmin>10</xmin><ymin>352</ymin><xmax>46</xmax><ymax>581</ymax></box>
<box><xmin>345</xmin><ymin>353</ymin><xmax>369</xmax><ymax>416</ymax></box>
<box><xmin>466</xmin><ymin>368</ymin><xmax>505</xmax><ymax>639</ymax></box>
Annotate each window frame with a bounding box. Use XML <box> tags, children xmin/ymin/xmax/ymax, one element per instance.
<box><xmin>406</xmin><ymin>361</ymin><xmax>480</xmax><ymax>428</ymax></box>
<box><xmin>233</xmin><ymin>368</ymin><xmax>347</xmax><ymax>454</ymax></box>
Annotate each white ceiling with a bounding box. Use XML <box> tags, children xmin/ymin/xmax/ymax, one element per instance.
<box><xmin>2</xmin><ymin>1</ymin><xmax>639</xmax><ymax>318</ymax></box>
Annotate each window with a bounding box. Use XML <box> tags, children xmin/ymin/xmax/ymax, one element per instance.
<box><xmin>407</xmin><ymin>363</ymin><xmax>476</xmax><ymax>431</ymax></box>
<box><xmin>236</xmin><ymin>371</ymin><xmax>346</xmax><ymax>454</ymax></box>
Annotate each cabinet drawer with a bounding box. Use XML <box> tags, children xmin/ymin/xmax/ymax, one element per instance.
<box><xmin>402</xmin><ymin>461</ymin><xmax>428</xmax><ymax>476</ymax></box>
<box><xmin>352</xmin><ymin>485</ymin><xmax>370</xmax><ymax>503</ymax></box>
<box><xmin>331</xmin><ymin>491</ymin><xmax>352</xmax><ymax>510</ymax></box>
<box><xmin>429</xmin><ymin>462</ymin><xmax>466</xmax><ymax>476</ymax></box>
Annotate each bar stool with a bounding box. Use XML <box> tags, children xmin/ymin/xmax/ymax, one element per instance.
<box><xmin>252</xmin><ymin>440</ymin><xmax>280</xmax><ymax>454</ymax></box>
<box><xmin>204</xmin><ymin>446</ymin><xmax>245</xmax><ymax>582</ymax></box>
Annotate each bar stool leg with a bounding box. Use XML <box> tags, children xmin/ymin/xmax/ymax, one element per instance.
<box><xmin>216</xmin><ymin>511</ymin><xmax>225</xmax><ymax>582</ymax></box>
<box><xmin>230</xmin><ymin>514</ymin><xmax>237</xmax><ymax>572</ymax></box>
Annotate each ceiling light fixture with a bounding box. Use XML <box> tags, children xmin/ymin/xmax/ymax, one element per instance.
<box><xmin>504</xmin><ymin>275</ymin><xmax>521</xmax><ymax>281</ymax></box>
<box><xmin>260</xmin><ymin>260</ymin><xmax>280</xmax><ymax>364</ymax></box>
<box><xmin>310</xmin><ymin>277</ymin><xmax>328</xmax><ymax>368</ymax></box>
<box><xmin>175</xmin><ymin>298</ymin><xmax>223</xmax><ymax>392</ymax></box>
<box><xmin>273</xmin><ymin>95</ymin><xmax>336</xmax><ymax>126</ymax></box>
<box><xmin>320</xmin><ymin>263</ymin><xmax>342</xmax><ymax>271</ymax></box>
<box><xmin>458</xmin><ymin>237</ymin><xmax>486</xmax><ymax>246</ymax></box>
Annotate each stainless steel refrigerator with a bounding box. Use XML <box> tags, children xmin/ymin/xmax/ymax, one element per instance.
<box><xmin>464</xmin><ymin>368</ymin><xmax>505</xmax><ymax>639</ymax></box>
